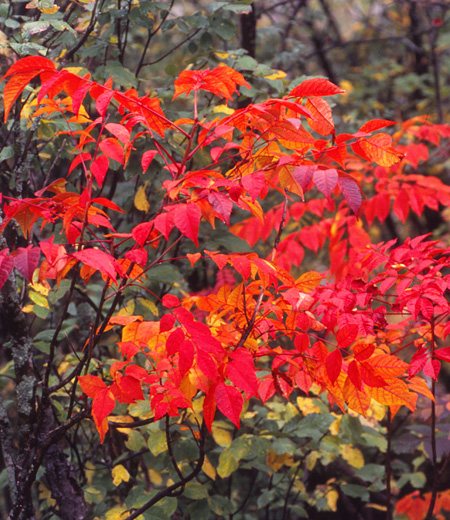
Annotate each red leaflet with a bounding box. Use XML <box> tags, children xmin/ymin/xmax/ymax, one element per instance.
<box><xmin>78</xmin><ymin>374</ymin><xmax>107</xmax><ymax>397</ymax></box>
<box><xmin>215</xmin><ymin>382</ymin><xmax>243</xmax><ymax>428</ymax></box>
<box><xmin>0</xmin><ymin>250</ymin><xmax>14</xmax><ymax>291</ymax></box>
<box><xmin>348</xmin><ymin>360</ymin><xmax>363</xmax><ymax>391</ymax></box>
<box><xmin>141</xmin><ymin>150</ymin><xmax>158</xmax><ymax>172</ymax></box>
<box><xmin>359</xmin><ymin>134</ymin><xmax>404</xmax><ymax>167</ymax></box>
<box><xmin>99</xmin><ymin>138</ymin><xmax>124</xmax><ymax>164</ymax></box>
<box><xmin>313</xmin><ymin>168</ymin><xmax>338</xmax><ymax>199</ymax></box>
<box><xmin>305</xmin><ymin>97</ymin><xmax>334</xmax><ymax>136</ymax></box>
<box><xmin>90</xmin><ymin>155</ymin><xmax>109</xmax><ymax>187</ymax></box>
<box><xmin>105</xmin><ymin>123</ymin><xmax>130</xmax><ymax>145</ymax></box>
<box><xmin>423</xmin><ymin>359</ymin><xmax>440</xmax><ymax>380</ymax></box>
<box><xmin>358</xmin><ymin>119</ymin><xmax>396</xmax><ymax>133</ymax></box>
<box><xmin>179</xmin><ymin>339</ymin><xmax>195</xmax><ymax>375</ymax></box>
<box><xmin>203</xmin><ymin>387</ymin><xmax>217</xmax><ymax>433</ymax></box>
<box><xmin>173</xmin><ymin>66</ymin><xmax>250</xmax><ymax>100</ymax></box>
<box><xmin>434</xmin><ymin>347</ymin><xmax>450</xmax><ymax>362</ymax></box>
<box><xmin>289</xmin><ymin>78</ymin><xmax>345</xmax><ymax>98</ymax></box>
<box><xmin>162</xmin><ymin>294</ymin><xmax>180</xmax><ymax>308</ymax></box>
<box><xmin>12</xmin><ymin>245</ymin><xmax>40</xmax><ymax>281</ymax></box>
<box><xmin>207</xmin><ymin>191</ymin><xmax>233</xmax><ymax>225</ymax></box>
<box><xmin>73</xmin><ymin>249</ymin><xmax>119</xmax><ymax>283</ymax></box>
<box><xmin>173</xmin><ymin>204</ymin><xmax>202</xmax><ymax>246</ymax></box>
<box><xmin>227</xmin><ymin>349</ymin><xmax>258</xmax><ymax>398</ymax></box>
<box><xmin>325</xmin><ymin>349</ymin><xmax>342</xmax><ymax>385</ymax></box>
<box><xmin>338</xmin><ymin>175</ymin><xmax>362</xmax><ymax>215</ymax></box>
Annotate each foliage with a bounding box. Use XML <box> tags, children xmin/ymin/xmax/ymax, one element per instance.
<box><xmin>1</xmin><ymin>2</ymin><xmax>450</xmax><ymax>520</ymax></box>
<box><xmin>0</xmin><ymin>49</ymin><xmax>450</xmax><ymax>520</ymax></box>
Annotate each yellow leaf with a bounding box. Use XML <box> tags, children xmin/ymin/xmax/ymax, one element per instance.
<box><xmin>266</xmin><ymin>450</ymin><xmax>295</xmax><ymax>472</ymax></box>
<box><xmin>202</xmin><ymin>455</ymin><xmax>216</xmax><ymax>480</ymax></box>
<box><xmin>297</xmin><ymin>397</ymin><xmax>321</xmax><ymax>415</ymax></box>
<box><xmin>264</xmin><ymin>70</ymin><xmax>287</xmax><ymax>80</ymax></box>
<box><xmin>40</xmin><ymin>5</ymin><xmax>59</xmax><ymax>13</ymax></box>
<box><xmin>339</xmin><ymin>444</ymin><xmax>364</xmax><ymax>469</ymax></box>
<box><xmin>212</xmin><ymin>424</ymin><xmax>233</xmax><ymax>447</ymax></box>
<box><xmin>212</xmin><ymin>104</ymin><xmax>235</xmax><ymax>115</ymax></box>
<box><xmin>148</xmin><ymin>468</ymin><xmax>163</xmax><ymax>486</ymax></box>
<box><xmin>112</xmin><ymin>464</ymin><xmax>130</xmax><ymax>486</ymax></box>
<box><xmin>134</xmin><ymin>183</ymin><xmax>150</xmax><ymax>212</ymax></box>
<box><xmin>306</xmin><ymin>451</ymin><xmax>320</xmax><ymax>471</ymax></box>
<box><xmin>326</xmin><ymin>489</ymin><xmax>339</xmax><ymax>511</ymax></box>
<box><xmin>29</xmin><ymin>290</ymin><xmax>49</xmax><ymax>309</ymax></box>
<box><xmin>115</xmin><ymin>300</ymin><xmax>135</xmax><ymax>317</ymax></box>
<box><xmin>22</xmin><ymin>304</ymin><xmax>34</xmax><ymax>313</ymax></box>
<box><xmin>138</xmin><ymin>298</ymin><xmax>159</xmax><ymax>317</ymax></box>
<box><xmin>328</xmin><ymin>414</ymin><xmax>342</xmax><ymax>436</ymax></box>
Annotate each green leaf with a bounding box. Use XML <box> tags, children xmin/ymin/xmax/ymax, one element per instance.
<box><xmin>209</xmin><ymin>496</ymin><xmax>233</xmax><ymax>516</ymax></box>
<box><xmin>49</xmin><ymin>20</ymin><xmax>76</xmax><ymax>34</ymax></box>
<box><xmin>217</xmin><ymin>452</ymin><xmax>238</xmax><ymax>478</ymax></box>
<box><xmin>0</xmin><ymin>146</ymin><xmax>14</xmax><ymax>162</ymax></box>
<box><xmin>184</xmin><ymin>482</ymin><xmax>209</xmax><ymax>500</ymax></box>
<box><xmin>147</xmin><ymin>429</ymin><xmax>168</xmax><ymax>456</ymax></box>
<box><xmin>213</xmin><ymin>18</ymin><xmax>235</xmax><ymax>40</ymax></box>
<box><xmin>356</xmin><ymin>464</ymin><xmax>385</xmax><ymax>482</ymax></box>
<box><xmin>341</xmin><ymin>484</ymin><xmax>370</xmax><ymax>501</ymax></box>
<box><xmin>188</xmin><ymin>499</ymin><xmax>211</xmax><ymax>520</ymax></box>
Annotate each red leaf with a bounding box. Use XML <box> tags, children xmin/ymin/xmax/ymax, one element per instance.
<box><xmin>160</xmin><ymin>314</ymin><xmax>176</xmax><ymax>332</ymax></box>
<box><xmin>173</xmin><ymin>204</ymin><xmax>202</xmax><ymax>246</ymax></box>
<box><xmin>69</xmin><ymin>153</ymin><xmax>91</xmax><ymax>175</ymax></box>
<box><xmin>305</xmin><ymin>97</ymin><xmax>334</xmax><ymax>136</ymax></box>
<box><xmin>227</xmin><ymin>348</ymin><xmax>258</xmax><ymax>398</ymax></box>
<box><xmin>2</xmin><ymin>57</ymin><xmax>56</xmax><ymax>121</ymax></box>
<box><xmin>289</xmin><ymin>78</ymin><xmax>345</xmax><ymax>97</ymax></box>
<box><xmin>0</xmin><ymin>251</ymin><xmax>14</xmax><ymax>291</ymax></box>
<box><xmin>409</xmin><ymin>348</ymin><xmax>429</xmax><ymax>377</ymax></box>
<box><xmin>73</xmin><ymin>249</ymin><xmax>118</xmax><ymax>283</ymax></box>
<box><xmin>359</xmin><ymin>134</ymin><xmax>404</xmax><ymax>167</ymax></box>
<box><xmin>354</xmin><ymin>343</ymin><xmax>375</xmax><ymax>361</ymax></box>
<box><xmin>179</xmin><ymin>339</ymin><xmax>195</xmax><ymax>375</ymax></box>
<box><xmin>1</xmin><ymin>56</ymin><xmax>55</xmax><ymax>80</ymax></box>
<box><xmin>313</xmin><ymin>168</ymin><xmax>338</xmax><ymax>198</ymax></box>
<box><xmin>99</xmin><ymin>138</ymin><xmax>124</xmax><ymax>164</ymax></box>
<box><xmin>358</xmin><ymin>119</ymin><xmax>396</xmax><ymax>133</ymax></box>
<box><xmin>105</xmin><ymin>123</ymin><xmax>130</xmax><ymax>145</ymax></box>
<box><xmin>348</xmin><ymin>360</ymin><xmax>363</xmax><ymax>391</ymax></box>
<box><xmin>142</xmin><ymin>150</ymin><xmax>158</xmax><ymax>172</ymax></box>
<box><xmin>423</xmin><ymin>359</ymin><xmax>440</xmax><ymax>380</ymax></box>
<box><xmin>434</xmin><ymin>347</ymin><xmax>450</xmax><ymax>363</ymax></box>
<box><xmin>78</xmin><ymin>374</ymin><xmax>107</xmax><ymax>398</ymax></box>
<box><xmin>215</xmin><ymin>382</ymin><xmax>243</xmax><ymax>428</ymax></box>
<box><xmin>393</xmin><ymin>189</ymin><xmax>409</xmax><ymax>223</ymax></box>
<box><xmin>207</xmin><ymin>191</ymin><xmax>233</xmax><ymax>225</ymax></box>
<box><xmin>293</xmin><ymin>165</ymin><xmax>316</xmax><ymax>190</ymax></box>
<box><xmin>259</xmin><ymin>378</ymin><xmax>276</xmax><ymax>403</ymax></box>
<box><xmin>96</xmin><ymin>89</ymin><xmax>115</xmax><ymax>118</ymax></box>
<box><xmin>197</xmin><ymin>350</ymin><xmax>218</xmax><ymax>380</ymax></box>
<box><xmin>203</xmin><ymin>387</ymin><xmax>217</xmax><ymax>433</ymax></box>
<box><xmin>162</xmin><ymin>294</ymin><xmax>180</xmax><ymax>308</ymax></box>
<box><xmin>338</xmin><ymin>176</ymin><xmax>362</xmax><ymax>215</ymax></box>
<box><xmin>91</xmin><ymin>155</ymin><xmax>109</xmax><ymax>187</ymax></box>
<box><xmin>92</xmin><ymin>387</ymin><xmax>116</xmax><ymax>443</ymax></box>
<box><xmin>336</xmin><ymin>324</ymin><xmax>359</xmax><ymax>349</ymax></box>
<box><xmin>154</xmin><ymin>212</ymin><xmax>175</xmax><ymax>241</ymax></box>
<box><xmin>174</xmin><ymin>66</ymin><xmax>250</xmax><ymax>100</ymax></box>
<box><xmin>125</xmin><ymin>248</ymin><xmax>147</xmax><ymax>267</ymax></box>
<box><xmin>326</xmin><ymin>349</ymin><xmax>342</xmax><ymax>384</ymax></box>
<box><xmin>12</xmin><ymin>245</ymin><xmax>40</xmax><ymax>281</ymax></box>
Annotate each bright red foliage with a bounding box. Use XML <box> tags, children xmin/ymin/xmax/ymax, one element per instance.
<box><xmin>2</xmin><ymin>57</ymin><xmax>450</xmax><ymax>457</ymax></box>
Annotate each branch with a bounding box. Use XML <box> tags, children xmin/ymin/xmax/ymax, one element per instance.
<box><xmin>123</xmin><ymin>422</ymin><xmax>207</xmax><ymax>520</ymax></box>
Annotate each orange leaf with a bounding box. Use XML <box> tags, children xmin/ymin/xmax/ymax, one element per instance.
<box><xmin>366</xmin><ymin>379</ymin><xmax>415</xmax><ymax>410</ymax></box>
